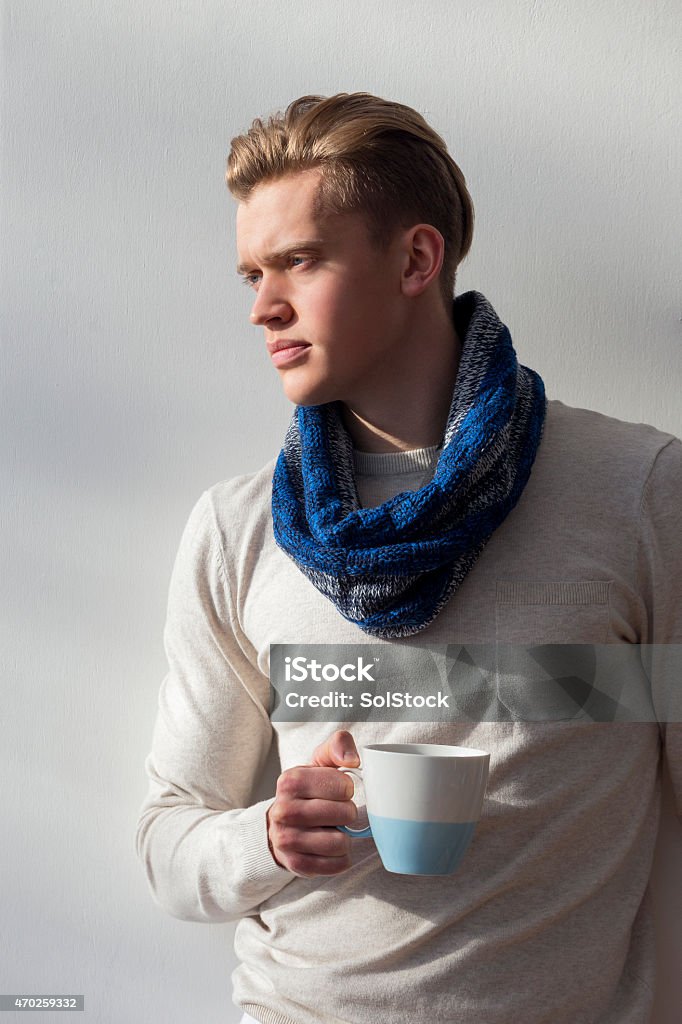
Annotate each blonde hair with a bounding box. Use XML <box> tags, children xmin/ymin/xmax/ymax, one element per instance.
<box><xmin>226</xmin><ymin>93</ymin><xmax>474</xmax><ymax>304</ymax></box>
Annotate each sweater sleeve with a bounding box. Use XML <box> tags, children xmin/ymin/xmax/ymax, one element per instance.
<box><xmin>135</xmin><ymin>488</ymin><xmax>295</xmax><ymax>922</ymax></box>
<box><xmin>636</xmin><ymin>438</ymin><xmax>682</xmax><ymax>816</ymax></box>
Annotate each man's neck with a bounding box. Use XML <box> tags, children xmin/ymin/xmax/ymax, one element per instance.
<box><xmin>341</xmin><ymin>302</ymin><xmax>462</xmax><ymax>454</ymax></box>
<box><xmin>341</xmin><ymin>409</ymin><xmax>446</xmax><ymax>453</ymax></box>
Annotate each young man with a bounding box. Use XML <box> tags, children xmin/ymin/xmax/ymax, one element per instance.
<box><xmin>137</xmin><ymin>94</ymin><xmax>682</xmax><ymax>1024</ymax></box>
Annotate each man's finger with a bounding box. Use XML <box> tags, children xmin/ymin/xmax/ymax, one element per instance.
<box><xmin>273</xmin><ymin>825</ymin><xmax>353</xmax><ymax>859</ymax></box>
<box><xmin>310</xmin><ymin>729</ymin><xmax>360</xmax><ymax>768</ymax></box>
<box><xmin>276</xmin><ymin>766</ymin><xmax>355</xmax><ymax>803</ymax></box>
<box><xmin>281</xmin><ymin>850</ymin><xmax>353</xmax><ymax>878</ymax></box>
<box><xmin>270</xmin><ymin>795</ymin><xmax>359</xmax><ymax>829</ymax></box>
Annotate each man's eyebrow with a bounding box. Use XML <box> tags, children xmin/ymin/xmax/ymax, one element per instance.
<box><xmin>236</xmin><ymin>240</ymin><xmax>325</xmax><ymax>275</ymax></box>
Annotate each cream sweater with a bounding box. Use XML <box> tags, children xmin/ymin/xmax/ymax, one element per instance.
<box><xmin>136</xmin><ymin>400</ymin><xmax>682</xmax><ymax>1024</ymax></box>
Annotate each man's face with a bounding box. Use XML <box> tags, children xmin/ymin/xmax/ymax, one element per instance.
<box><xmin>236</xmin><ymin>169</ymin><xmax>410</xmax><ymax>408</ymax></box>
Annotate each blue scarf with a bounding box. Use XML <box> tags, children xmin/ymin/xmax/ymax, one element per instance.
<box><xmin>271</xmin><ymin>291</ymin><xmax>546</xmax><ymax>638</ymax></box>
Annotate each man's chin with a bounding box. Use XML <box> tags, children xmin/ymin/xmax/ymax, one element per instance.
<box><xmin>282</xmin><ymin>383</ymin><xmax>339</xmax><ymax>408</ymax></box>
<box><xmin>292</xmin><ymin>397</ymin><xmax>334</xmax><ymax>408</ymax></box>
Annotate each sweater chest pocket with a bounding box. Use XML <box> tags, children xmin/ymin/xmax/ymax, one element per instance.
<box><xmin>494</xmin><ymin>580</ymin><xmax>611</xmax><ymax>721</ymax></box>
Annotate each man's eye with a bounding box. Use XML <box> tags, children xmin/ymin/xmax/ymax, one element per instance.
<box><xmin>241</xmin><ymin>273</ymin><xmax>261</xmax><ymax>287</ymax></box>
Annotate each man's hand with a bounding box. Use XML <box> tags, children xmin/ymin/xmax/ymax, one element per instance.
<box><xmin>266</xmin><ymin>730</ymin><xmax>361</xmax><ymax>877</ymax></box>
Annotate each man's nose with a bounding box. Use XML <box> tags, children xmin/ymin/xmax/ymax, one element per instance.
<box><xmin>249</xmin><ymin>280</ymin><xmax>293</xmax><ymax>327</ymax></box>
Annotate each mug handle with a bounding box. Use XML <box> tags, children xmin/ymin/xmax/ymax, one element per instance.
<box><xmin>335</xmin><ymin>767</ymin><xmax>373</xmax><ymax>838</ymax></box>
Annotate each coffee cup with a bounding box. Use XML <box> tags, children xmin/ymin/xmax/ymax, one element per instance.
<box><xmin>337</xmin><ymin>742</ymin><xmax>490</xmax><ymax>876</ymax></box>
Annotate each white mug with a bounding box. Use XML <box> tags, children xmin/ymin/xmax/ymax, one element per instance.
<box><xmin>338</xmin><ymin>742</ymin><xmax>490</xmax><ymax>875</ymax></box>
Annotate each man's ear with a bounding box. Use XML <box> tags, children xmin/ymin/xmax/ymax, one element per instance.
<box><xmin>400</xmin><ymin>224</ymin><xmax>445</xmax><ymax>297</ymax></box>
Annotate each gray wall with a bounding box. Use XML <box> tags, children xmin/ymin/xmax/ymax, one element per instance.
<box><xmin>2</xmin><ymin>1</ymin><xmax>680</xmax><ymax>1021</ymax></box>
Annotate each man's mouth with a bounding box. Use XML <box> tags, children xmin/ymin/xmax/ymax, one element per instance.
<box><xmin>267</xmin><ymin>340</ymin><xmax>311</xmax><ymax>367</ymax></box>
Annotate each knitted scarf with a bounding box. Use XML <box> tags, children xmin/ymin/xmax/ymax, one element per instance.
<box><xmin>271</xmin><ymin>291</ymin><xmax>547</xmax><ymax>639</ymax></box>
